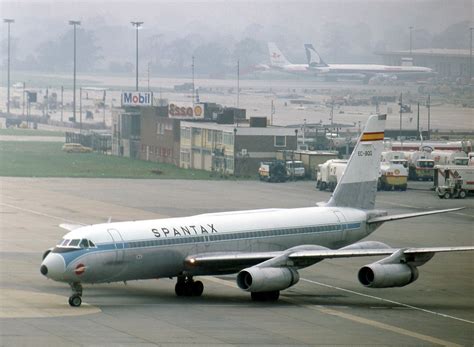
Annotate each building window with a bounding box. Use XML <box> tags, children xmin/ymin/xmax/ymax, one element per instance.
<box><xmin>207</xmin><ymin>130</ymin><xmax>213</xmax><ymax>143</ymax></box>
<box><xmin>274</xmin><ymin>135</ymin><xmax>286</xmax><ymax>147</ymax></box>
<box><xmin>223</xmin><ymin>133</ymin><xmax>234</xmax><ymax>146</ymax></box>
<box><xmin>181</xmin><ymin>128</ymin><xmax>191</xmax><ymax>139</ymax></box>
<box><xmin>180</xmin><ymin>150</ymin><xmax>191</xmax><ymax>163</ymax></box>
<box><xmin>157</xmin><ymin>123</ymin><xmax>164</xmax><ymax>135</ymax></box>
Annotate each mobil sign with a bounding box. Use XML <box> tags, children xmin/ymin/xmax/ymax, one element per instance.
<box><xmin>168</xmin><ymin>102</ymin><xmax>205</xmax><ymax>119</ymax></box>
<box><xmin>121</xmin><ymin>91</ymin><xmax>153</xmax><ymax>107</ymax></box>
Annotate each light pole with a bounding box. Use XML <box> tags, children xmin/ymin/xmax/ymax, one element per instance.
<box><xmin>469</xmin><ymin>27</ymin><xmax>473</xmax><ymax>84</ymax></box>
<box><xmin>131</xmin><ymin>21</ymin><xmax>143</xmax><ymax>91</ymax></box>
<box><xmin>409</xmin><ymin>26</ymin><xmax>414</xmax><ymax>55</ymax></box>
<box><xmin>4</xmin><ymin>19</ymin><xmax>14</xmax><ymax>116</ymax></box>
<box><xmin>69</xmin><ymin>20</ymin><xmax>80</xmax><ymax>123</ymax></box>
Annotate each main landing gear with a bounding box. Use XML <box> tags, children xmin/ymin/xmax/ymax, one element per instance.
<box><xmin>250</xmin><ymin>290</ymin><xmax>280</xmax><ymax>302</ymax></box>
<box><xmin>68</xmin><ymin>282</ymin><xmax>83</xmax><ymax>307</ymax></box>
<box><xmin>175</xmin><ymin>276</ymin><xmax>204</xmax><ymax>297</ymax></box>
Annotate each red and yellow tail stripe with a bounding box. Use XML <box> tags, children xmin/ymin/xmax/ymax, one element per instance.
<box><xmin>360</xmin><ymin>131</ymin><xmax>384</xmax><ymax>142</ymax></box>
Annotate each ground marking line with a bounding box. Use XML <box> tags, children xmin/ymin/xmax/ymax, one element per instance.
<box><xmin>301</xmin><ymin>278</ymin><xmax>473</xmax><ymax>324</ymax></box>
<box><xmin>206</xmin><ymin>277</ymin><xmax>462</xmax><ymax>347</ymax></box>
<box><xmin>0</xmin><ymin>202</ymin><xmax>85</xmax><ymax>225</ymax></box>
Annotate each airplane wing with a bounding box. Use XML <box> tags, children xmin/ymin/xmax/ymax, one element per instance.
<box><xmin>185</xmin><ymin>245</ymin><xmax>474</xmax><ymax>274</ymax></box>
<box><xmin>367</xmin><ymin>207</ymin><xmax>464</xmax><ymax>224</ymax></box>
<box><xmin>59</xmin><ymin>223</ymin><xmax>85</xmax><ymax>231</ymax></box>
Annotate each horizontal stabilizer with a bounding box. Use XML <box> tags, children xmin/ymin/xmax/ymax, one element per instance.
<box><xmin>367</xmin><ymin>207</ymin><xmax>464</xmax><ymax>224</ymax></box>
<box><xmin>59</xmin><ymin>223</ymin><xmax>85</xmax><ymax>231</ymax></box>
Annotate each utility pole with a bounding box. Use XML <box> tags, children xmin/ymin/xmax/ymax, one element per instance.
<box><xmin>416</xmin><ymin>101</ymin><xmax>420</xmax><ymax>140</ymax></box>
<box><xmin>192</xmin><ymin>55</ymin><xmax>195</xmax><ymax>105</ymax></box>
<box><xmin>399</xmin><ymin>93</ymin><xmax>403</xmax><ymax>142</ymax></box>
<box><xmin>470</xmin><ymin>27</ymin><xmax>473</xmax><ymax>84</ymax></box>
<box><xmin>69</xmin><ymin>20</ymin><xmax>81</xmax><ymax>122</ymax></box>
<box><xmin>131</xmin><ymin>21</ymin><xmax>144</xmax><ymax>91</ymax></box>
<box><xmin>237</xmin><ymin>59</ymin><xmax>240</xmax><ymax>108</ymax></box>
<box><xmin>427</xmin><ymin>94</ymin><xmax>431</xmax><ymax>140</ymax></box>
<box><xmin>60</xmin><ymin>86</ymin><xmax>64</xmax><ymax>122</ymax></box>
<box><xmin>4</xmin><ymin>19</ymin><xmax>15</xmax><ymax>116</ymax></box>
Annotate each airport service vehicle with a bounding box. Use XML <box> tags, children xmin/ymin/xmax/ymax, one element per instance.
<box><xmin>286</xmin><ymin>161</ymin><xmax>305</xmax><ymax>180</ymax></box>
<box><xmin>304</xmin><ymin>44</ymin><xmax>434</xmax><ymax>81</ymax></box>
<box><xmin>431</xmin><ymin>150</ymin><xmax>468</xmax><ymax>166</ymax></box>
<box><xmin>404</xmin><ymin>151</ymin><xmax>434</xmax><ymax>181</ymax></box>
<box><xmin>379</xmin><ymin>163</ymin><xmax>408</xmax><ymax>191</ymax></box>
<box><xmin>468</xmin><ymin>152</ymin><xmax>474</xmax><ymax>166</ymax></box>
<box><xmin>40</xmin><ymin>115</ymin><xmax>473</xmax><ymax>307</ymax></box>
<box><xmin>381</xmin><ymin>151</ymin><xmax>406</xmax><ymax>164</ymax></box>
<box><xmin>316</xmin><ymin>159</ymin><xmax>348</xmax><ymax>191</ymax></box>
<box><xmin>434</xmin><ymin>165</ymin><xmax>474</xmax><ymax>199</ymax></box>
<box><xmin>258</xmin><ymin>160</ymin><xmax>288</xmax><ymax>182</ymax></box>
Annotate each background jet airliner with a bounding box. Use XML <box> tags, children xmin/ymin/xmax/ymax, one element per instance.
<box><xmin>40</xmin><ymin>114</ymin><xmax>472</xmax><ymax>307</ymax></box>
<box><xmin>304</xmin><ymin>43</ymin><xmax>434</xmax><ymax>81</ymax></box>
<box><xmin>267</xmin><ymin>42</ymin><xmax>310</xmax><ymax>74</ymax></box>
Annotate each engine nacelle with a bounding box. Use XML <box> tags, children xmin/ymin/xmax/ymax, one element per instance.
<box><xmin>237</xmin><ymin>267</ymin><xmax>299</xmax><ymax>292</ymax></box>
<box><xmin>358</xmin><ymin>263</ymin><xmax>419</xmax><ymax>288</ymax></box>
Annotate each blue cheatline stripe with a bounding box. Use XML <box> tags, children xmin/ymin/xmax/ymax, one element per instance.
<box><xmin>59</xmin><ymin>222</ymin><xmax>362</xmax><ymax>267</ymax></box>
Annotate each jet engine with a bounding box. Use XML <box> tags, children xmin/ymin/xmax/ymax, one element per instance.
<box><xmin>237</xmin><ymin>267</ymin><xmax>299</xmax><ymax>292</ymax></box>
<box><xmin>358</xmin><ymin>263</ymin><xmax>419</xmax><ymax>288</ymax></box>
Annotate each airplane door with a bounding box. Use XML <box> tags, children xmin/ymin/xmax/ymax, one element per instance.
<box><xmin>107</xmin><ymin>228</ymin><xmax>125</xmax><ymax>263</ymax></box>
<box><xmin>333</xmin><ymin>211</ymin><xmax>347</xmax><ymax>240</ymax></box>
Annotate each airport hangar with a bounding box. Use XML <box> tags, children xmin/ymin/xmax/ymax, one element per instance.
<box><xmin>377</xmin><ymin>48</ymin><xmax>472</xmax><ymax>81</ymax></box>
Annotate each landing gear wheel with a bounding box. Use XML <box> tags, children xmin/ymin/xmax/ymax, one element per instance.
<box><xmin>69</xmin><ymin>294</ymin><xmax>82</xmax><ymax>307</ymax></box>
<box><xmin>192</xmin><ymin>281</ymin><xmax>204</xmax><ymax>297</ymax></box>
<box><xmin>68</xmin><ymin>282</ymin><xmax>83</xmax><ymax>307</ymax></box>
<box><xmin>175</xmin><ymin>282</ymin><xmax>185</xmax><ymax>296</ymax></box>
<box><xmin>175</xmin><ymin>277</ymin><xmax>204</xmax><ymax>297</ymax></box>
<box><xmin>251</xmin><ymin>290</ymin><xmax>280</xmax><ymax>302</ymax></box>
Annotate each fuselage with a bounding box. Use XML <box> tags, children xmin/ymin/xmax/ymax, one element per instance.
<box><xmin>41</xmin><ymin>206</ymin><xmax>375</xmax><ymax>285</ymax></box>
<box><xmin>315</xmin><ymin>64</ymin><xmax>434</xmax><ymax>77</ymax></box>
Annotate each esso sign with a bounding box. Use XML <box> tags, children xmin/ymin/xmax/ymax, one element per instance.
<box><xmin>121</xmin><ymin>92</ymin><xmax>153</xmax><ymax>106</ymax></box>
<box><xmin>169</xmin><ymin>103</ymin><xmax>205</xmax><ymax>119</ymax></box>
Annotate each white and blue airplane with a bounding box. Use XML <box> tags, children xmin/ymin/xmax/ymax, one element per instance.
<box><xmin>41</xmin><ymin>114</ymin><xmax>472</xmax><ymax>307</ymax></box>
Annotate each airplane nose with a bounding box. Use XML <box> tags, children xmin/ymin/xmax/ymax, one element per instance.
<box><xmin>40</xmin><ymin>253</ymin><xmax>65</xmax><ymax>280</ymax></box>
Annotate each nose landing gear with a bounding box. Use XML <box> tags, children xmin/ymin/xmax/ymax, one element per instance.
<box><xmin>68</xmin><ymin>282</ymin><xmax>83</xmax><ymax>307</ymax></box>
<box><xmin>175</xmin><ymin>276</ymin><xmax>204</xmax><ymax>297</ymax></box>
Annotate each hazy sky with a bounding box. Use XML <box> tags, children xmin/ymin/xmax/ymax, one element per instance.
<box><xmin>2</xmin><ymin>0</ymin><xmax>473</xmax><ymax>67</ymax></box>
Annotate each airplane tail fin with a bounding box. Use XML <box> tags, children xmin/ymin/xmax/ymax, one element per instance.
<box><xmin>268</xmin><ymin>42</ymin><xmax>291</xmax><ymax>67</ymax></box>
<box><xmin>304</xmin><ymin>44</ymin><xmax>328</xmax><ymax>67</ymax></box>
<box><xmin>327</xmin><ymin>114</ymin><xmax>386</xmax><ymax>210</ymax></box>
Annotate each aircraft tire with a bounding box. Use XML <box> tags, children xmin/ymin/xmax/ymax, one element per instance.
<box><xmin>175</xmin><ymin>282</ymin><xmax>185</xmax><ymax>296</ymax></box>
<box><xmin>69</xmin><ymin>294</ymin><xmax>82</xmax><ymax>307</ymax></box>
<box><xmin>192</xmin><ymin>281</ymin><xmax>204</xmax><ymax>296</ymax></box>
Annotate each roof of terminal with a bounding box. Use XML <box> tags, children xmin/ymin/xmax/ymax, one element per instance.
<box><xmin>376</xmin><ymin>48</ymin><xmax>470</xmax><ymax>58</ymax></box>
<box><xmin>180</xmin><ymin>121</ymin><xmax>297</xmax><ymax>136</ymax></box>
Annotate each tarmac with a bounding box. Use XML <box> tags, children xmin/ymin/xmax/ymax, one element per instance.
<box><xmin>0</xmin><ymin>177</ymin><xmax>473</xmax><ymax>346</ymax></box>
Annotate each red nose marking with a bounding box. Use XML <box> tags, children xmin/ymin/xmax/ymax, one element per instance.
<box><xmin>75</xmin><ymin>263</ymin><xmax>86</xmax><ymax>275</ymax></box>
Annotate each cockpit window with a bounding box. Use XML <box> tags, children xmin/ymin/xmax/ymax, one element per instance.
<box><xmin>69</xmin><ymin>239</ymin><xmax>80</xmax><ymax>247</ymax></box>
<box><xmin>88</xmin><ymin>240</ymin><xmax>96</xmax><ymax>247</ymax></box>
<box><xmin>59</xmin><ymin>239</ymin><xmax>70</xmax><ymax>246</ymax></box>
<box><xmin>79</xmin><ymin>239</ymin><xmax>89</xmax><ymax>248</ymax></box>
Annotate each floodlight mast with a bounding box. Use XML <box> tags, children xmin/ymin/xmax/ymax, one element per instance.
<box><xmin>69</xmin><ymin>20</ymin><xmax>81</xmax><ymax>123</ymax></box>
<box><xmin>131</xmin><ymin>21</ymin><xmax>144</xmax><ymax>91</ymax></box>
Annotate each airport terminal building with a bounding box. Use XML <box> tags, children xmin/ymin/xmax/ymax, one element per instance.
<box><xmin>376</xmin><ymin>48</ymin><xmax>471</xmax><ymax>80</ymax></box>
